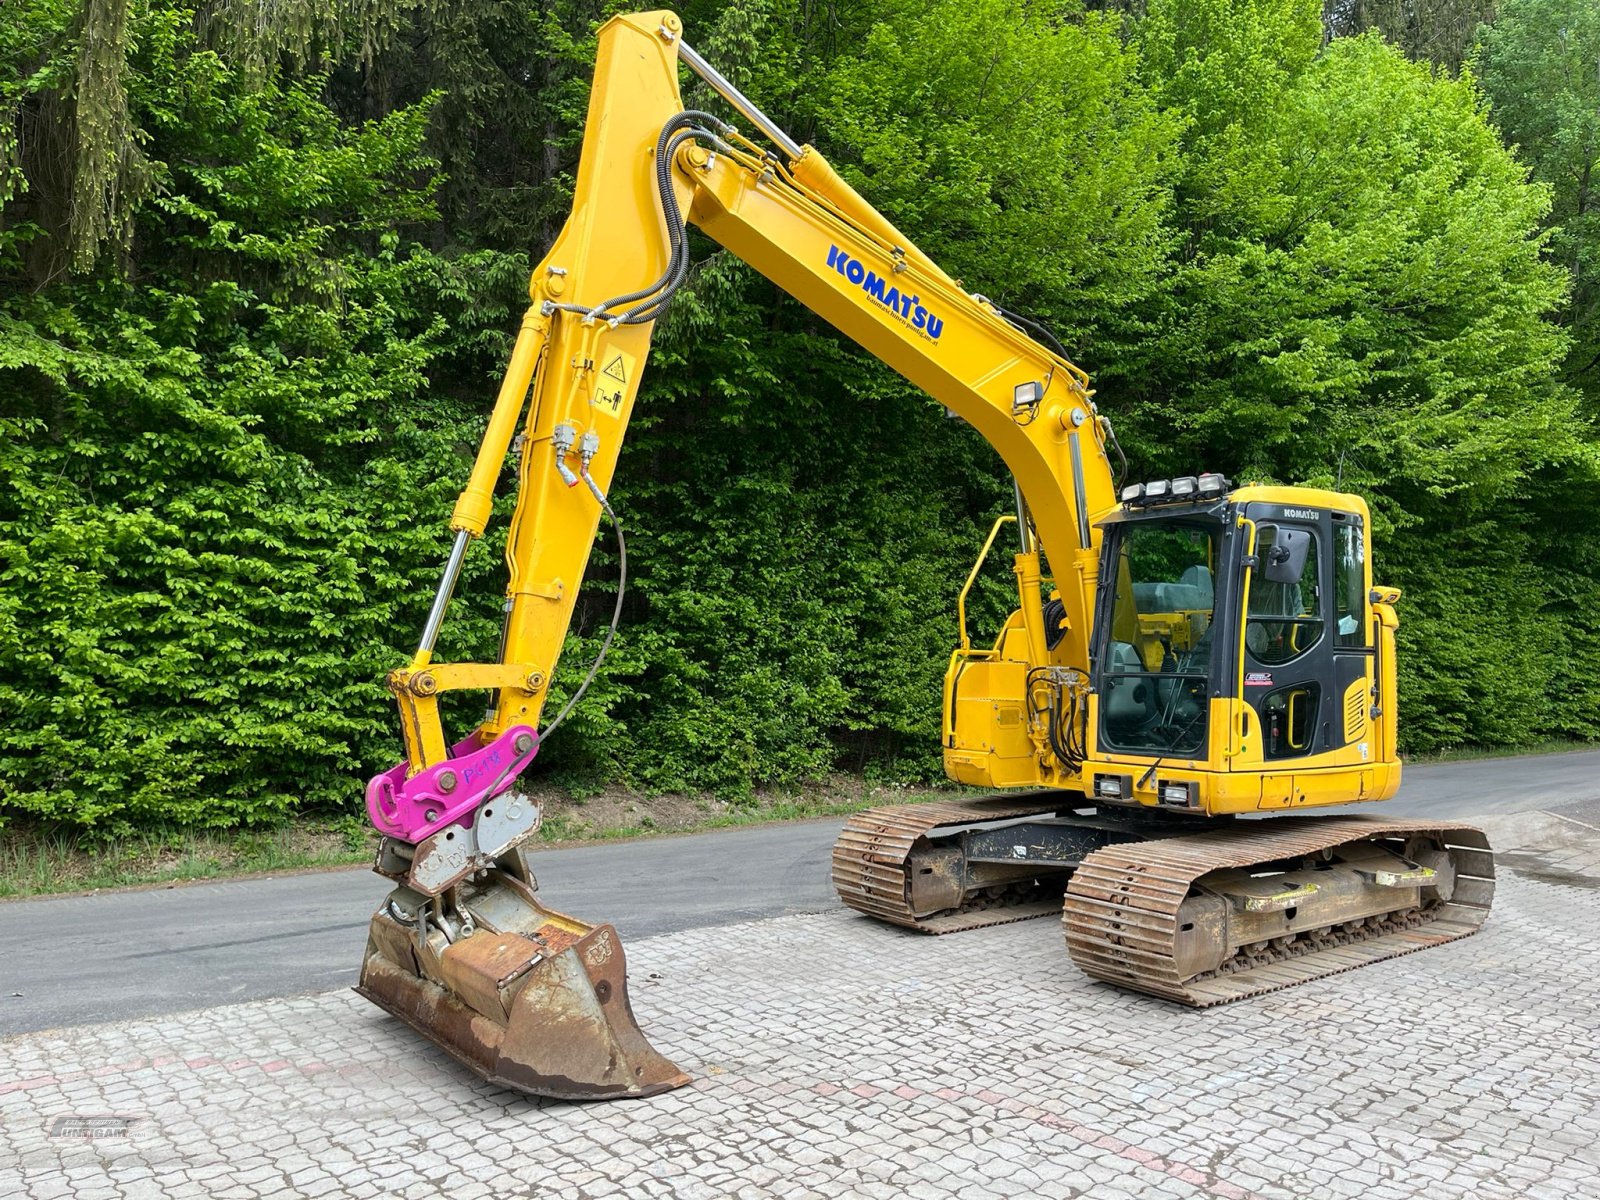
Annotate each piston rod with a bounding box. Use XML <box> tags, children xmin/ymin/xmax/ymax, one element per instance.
<box><xmin>1013</xmin><ymin>478</ymin><xmax>1036</xmax><ymax>555</ymax></box>
<box><xmin>678</xmin><ymin>39</ymin><xmax>805</xmax><ymax>162</ymax></box>
<box><xmin>418</xmin><ymin>529</ymin><xmax>472</xmax><ymax>657</ymax></box>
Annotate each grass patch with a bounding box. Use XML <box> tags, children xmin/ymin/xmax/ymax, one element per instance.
<box><xmin>0</xmin><ymin>817</ymin><xmax>374</xmax><ymax>899</ymax></box>
<box><xmin>1403</xmin><ymin>739</ymin><xmax>1600</xmax><ymax>765</ymax></box>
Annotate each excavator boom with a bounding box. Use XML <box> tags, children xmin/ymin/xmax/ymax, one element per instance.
<box><xmin>355</xmin><ymin>12</ymin><xmax>1493</xmax><ymax>1099</ymax></box>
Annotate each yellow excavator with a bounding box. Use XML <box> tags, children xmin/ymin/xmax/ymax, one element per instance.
<box><xmin>356</xmin><ymin>11</ymin><xmax>1496</xmax><ymax>1099</ymax></box>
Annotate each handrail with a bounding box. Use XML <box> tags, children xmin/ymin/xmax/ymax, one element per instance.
<box><xmin>1234</xmin><ymin>516</ymin><xmax>1257</xmax><ymax>761</ymax></box>
<box><xmin>957</xmin><ymin>515</ymin><xmax>1017</xmax><ymax>652</ymax></box>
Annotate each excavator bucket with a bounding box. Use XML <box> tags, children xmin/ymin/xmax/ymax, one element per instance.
<box><xmin>357</xmin><ymin>752</ymin><xmax>687</xmax><ymax>1100</ymax></box>
<box><xmin>358</xmin><ymin>864</ymin><xmax>688</xmax><ymax>1100</ymax></box>
<box><xmin>358</xmin><ymin>907</ymin><xmax>686</xmax><ymax>1099</ymax></box>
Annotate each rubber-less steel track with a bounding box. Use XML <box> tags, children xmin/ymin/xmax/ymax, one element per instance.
<box><xmin>1062</xmin><ymin>816</ymin><xmax>1495</xmax><ymax>1006</ymax></box>
<box><xmin>832</xmin><ymin>796</ymin><xmax>1074</xmax><ymax>933</ymax></box>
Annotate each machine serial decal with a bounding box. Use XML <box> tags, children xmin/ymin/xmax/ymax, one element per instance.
<box><xmin>827</xmin><ymin>246</ymin><xmax>944</xmax><ymax>341</ymax></box>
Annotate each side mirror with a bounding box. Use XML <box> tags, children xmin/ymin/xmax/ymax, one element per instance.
<box><xmin>1262</xmin><ymin>527</ymin><xmax>1312</xmax><ymax>585</ymax></box>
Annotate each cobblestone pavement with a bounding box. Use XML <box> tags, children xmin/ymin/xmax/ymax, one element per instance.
<box><xmin>3</xmin><ymin>812</ymin><xmax>1599</xmax><ymax>1200</ymax></box>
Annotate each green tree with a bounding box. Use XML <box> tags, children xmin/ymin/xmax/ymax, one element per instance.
<box><xmin>1474</xmin><ymin>0</ymin><xmax>1600</xmax><ymax>406</ymax></box>
<box><xmin>1130</xmin><ymin>0</ymin><xmax>1590</xmax><ymax>750</ymax></box>
<box><xmin>0</xmin><ymin>2</ymin><xmax>520</xmax><ymax>831</ymax></box>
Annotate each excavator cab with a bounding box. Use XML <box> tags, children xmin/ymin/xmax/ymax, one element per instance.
<box><xmin>1081</xmin><ymin>478</ymin><xmax>1402</xmax><ymax>816</ymax></box>
<box><xmin>941</xmin><ymin>474</ymin><xmax>1402</xmax><ymax>816</ymax></box>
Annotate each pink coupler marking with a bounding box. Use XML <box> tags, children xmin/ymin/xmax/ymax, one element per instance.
<box><xmin>366</xmin><ymin>724</ymin><xmax>539</xmax><ymax>842</ymax></box>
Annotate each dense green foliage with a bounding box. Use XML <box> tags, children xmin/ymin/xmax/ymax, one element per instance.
<box><xmin>1473</xmin><ymin>0</ymin><xmax>1600</xmax><ymax>409</ymax></box>
<box><xmin>2</xmin><ymin>0</ymin><xmax>1595</xmax><ymax>832</ymax></box>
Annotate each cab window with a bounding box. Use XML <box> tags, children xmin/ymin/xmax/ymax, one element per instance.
<box><xmin>1100</xmin><ymin>523</ymin><xmax>1216</xmax><ymax>757</ymax></box>
<box><xmin>1247</xmin><ymin>525</ymin><xmax>1322</xmax><ymax>666</ymax></box>
<box><xmin>1334</xmin><ymin>520</ymin><xmax>1365</xmax><ymax>648</ymax></box>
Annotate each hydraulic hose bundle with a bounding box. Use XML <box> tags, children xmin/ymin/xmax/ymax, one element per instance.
<box><xmin>546</xmin><ymin>110</ymin><xmax>735</xmax><ymax>329</ymax></box>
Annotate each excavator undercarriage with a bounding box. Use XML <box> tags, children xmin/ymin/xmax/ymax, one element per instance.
<box><xmin>834</xmin><ymin>798</ymin><xmax>1494</xmax><ymax>1004</ymax></box>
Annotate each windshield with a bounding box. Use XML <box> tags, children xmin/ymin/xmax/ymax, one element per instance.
<box><xmin>1098</xmin><ymin>521</ymin><xmax>1217</xmax><ymax>757</ymax></box>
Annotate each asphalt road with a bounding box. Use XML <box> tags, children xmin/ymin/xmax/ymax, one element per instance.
<box><xmin>4</xmin><ymin>749</ymin><xmax>1599</xmax><ymax>1037</ymax></box>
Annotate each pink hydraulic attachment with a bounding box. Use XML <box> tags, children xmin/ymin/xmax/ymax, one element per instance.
<box><xmin>365</xmin><ymin>724</ymin><xmax>540</xmax><ymax>843</ymax></box>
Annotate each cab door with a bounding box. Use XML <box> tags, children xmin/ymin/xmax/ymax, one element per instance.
<box><xmin>1328</xmin><ymin>512</ymin><xmax>1376</xmax><ymax>761</ymax></box>
<box><xmin>1242</xmin><ymin>512</ymin><xmax>1337</xmax><ymax>761</ymax></box>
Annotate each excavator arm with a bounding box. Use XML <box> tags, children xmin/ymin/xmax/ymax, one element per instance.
<box><xmin>359</xmin><ymin>10</ymin><xmax>1118</xmax><ymax>1100</ymax></box>
<box><xmin>376</xmin><ymin>10</ymin><xmax>1117</xmax><ymax>796</ymax></box>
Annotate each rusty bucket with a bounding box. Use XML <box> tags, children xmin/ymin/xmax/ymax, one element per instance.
<box><xmin>357</xmin><ymin>857</ymin><xmax>688</xmax><ymax>1101</ymax></box>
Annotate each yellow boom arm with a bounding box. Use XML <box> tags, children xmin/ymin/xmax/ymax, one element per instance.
<box><xmin>388</xmin><ymin>9</ymin><xmax>1118</xmax><ymax>775</ymax></box>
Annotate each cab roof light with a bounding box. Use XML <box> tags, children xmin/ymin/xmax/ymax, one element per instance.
<box><xmin>1122</xmin><ymin>473</ymin><xmax>1234</xmax><ymax>509</ymax></box>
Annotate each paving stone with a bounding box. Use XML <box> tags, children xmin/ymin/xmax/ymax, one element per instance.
<box><xmin>2</xmin><ymin>817</ymin><xmax>1597</xmax><ymax>1200</ymax></box>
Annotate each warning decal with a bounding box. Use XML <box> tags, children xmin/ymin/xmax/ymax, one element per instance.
<box><xmin>592</xmin><ymin>349</ymin><xmax>636</xmax><ymax>418</ymax></box>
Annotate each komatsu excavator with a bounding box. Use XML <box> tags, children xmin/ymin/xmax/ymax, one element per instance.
<box><xmin>356</xmin><ymin>11</ymin><xmax>1496</xmax><ymax>1099</ymax></box>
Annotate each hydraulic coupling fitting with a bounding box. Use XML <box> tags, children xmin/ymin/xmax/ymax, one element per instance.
<box><xmin>552</xmin><ymin>422</ymin><xmax>580</xmax><ymax>487</ymax></box>
<box><xmin>578</xmin><ymin>430</ymin><xmax>608</xmax><ymax>506</ymax></box>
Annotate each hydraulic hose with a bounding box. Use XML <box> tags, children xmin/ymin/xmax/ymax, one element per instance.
<box><xmin>538</xmin><ymin>475</ymin><xmax>628</xmax><ymax>742</ymax></box>
<box><xmin>546</xmin><ymin>111</ymin><xmax>732</xmax><ymax>327</ymax></box>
